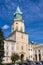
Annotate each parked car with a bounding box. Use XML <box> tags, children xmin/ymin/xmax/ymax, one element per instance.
<box><xmin>40</xmin><ymin>61</ymin><xmax>43</xmax><ymax>65</ymax></box>
<box><xmin>35</xmin><ymin>62</ymin><xmax>42</xmax><ymax>65</ymax></box>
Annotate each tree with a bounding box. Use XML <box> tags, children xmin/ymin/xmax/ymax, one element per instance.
<box><xmin>0</xmin><ymin>28</ymin><xmax>4</xmax><ymax>65</ymax></box>
<box><xmin>11</xmin><ymin>53</ymin><xmax>19</xmax><ymax>64</ymax></box>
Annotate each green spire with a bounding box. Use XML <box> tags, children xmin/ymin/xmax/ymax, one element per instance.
<box><xmin>14</xmin><ymin>6</ymin><xmax>22</xmax><ymax>20</ymax></box>
<box><xmin>14</xmin><ymin>6</ymin><xmax>22</xmax><ymax>15</ymax></box>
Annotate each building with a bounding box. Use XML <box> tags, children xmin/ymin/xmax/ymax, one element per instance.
<box><xmin>3</xmin><ymin>6</ymin><xmax>43</xmax><ymax>63</ymax></box>
<box><xmin>3</xmin><ymin>6</ymin><xmax>29</xmax><ymax>63</ymax></box>
<box><xmin>34</xmin><ymin>44</ymin><xmax>43</xmax><ymax>61</ymax></box>
<box><xmin>28</xmin><ymin>41</ymin><xmax>43</xmax><ymax>61</ymax></box>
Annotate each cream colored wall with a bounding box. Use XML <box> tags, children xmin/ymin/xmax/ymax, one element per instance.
<box><xmin>7</xmin><ymin>32</ymin><xmax>16</xmax><ymax>41</ymax></box>
<box><xmin>34</xmin><ymin>44</ymin><xmax>43</xmax><ymax>61</ymax></box>
<box><xmin>12</xmin><ymin>20</ymin><xmax>25</xmax><ymax>32</ymax></box>
<box><xmin>15</xmin><ymin>31</ymin><xmax>29</xmax><ymax>60</ymax></box>
<box><xmin>6</xmin><ymin>30</ymin><xmax>29</xmax><ymax>60</ymax></box>
<box><xmin>4</xmin><ymin>40</ymin><xmax>16</xmax><ymax>63</ymax></box>
<box><xmin>28</xmin><ymin>43</ymin><xmax>35</xmax><ymax>61</ymax></box>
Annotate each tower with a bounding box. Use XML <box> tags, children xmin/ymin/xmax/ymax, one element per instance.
<box><xmin>12</xmin><ymin>6</ymin><xmax>25</xmax><ymax>32</ymax></box>
<box><xmin>4</xmin><ymin>6</ymin><xmax>29</xmax><ymax>63</ymax></box>
<box><xmin>11</xmin><ymin>6</ymin><xmax>29</xmax><ymax>60</ymax></box>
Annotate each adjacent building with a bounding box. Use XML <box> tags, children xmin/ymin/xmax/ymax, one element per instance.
<box><xmin>28</xmin><ymin>42</ymin><xmax>43</xmax><ymax>61</ymax></box>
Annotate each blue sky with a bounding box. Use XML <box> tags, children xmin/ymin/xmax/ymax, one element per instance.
<box><xmin>0</xmin><ymin>0</ymin><xmax>43</xmax><ymax>43</ymax></box>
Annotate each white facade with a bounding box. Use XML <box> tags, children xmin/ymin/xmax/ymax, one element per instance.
<box><xmin>28</xmin><ymin>43</ymin><xmax>34</xmax><ymax>61</ymax></box>
<box><xmin>28</xmin><ymin>42</ymin><xmax>43</xmax><ymax>61</ymax></box>
<box><xmin>3</xmin><ymin>40</ymin><xmax>16</xmax><ymax>63</ymax></box>
<box><xmin>34</xmin><ymin>44</ymin><xmax>43</xmax><ymax>61</ymax></box>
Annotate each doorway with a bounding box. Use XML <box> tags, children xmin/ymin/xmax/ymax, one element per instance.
<box><xmin>21</xmin><ymin>54</ymin><xmax>24</xmax><ymax>61</ymax></box>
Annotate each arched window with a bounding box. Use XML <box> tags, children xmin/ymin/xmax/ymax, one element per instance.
<box><xmin>22</xmin><ymin>46</ymin><xmax>23</xmax><ymax>50</ymax></box>
<box><xmin>21</xmin><ymin>27</ymin><xmax>23</xmax><ymax>32</ymax></box>
<box><xmin>16</xmin><ymin>26</ymin><xmax>18</xmax><ymax>31</ymax></box>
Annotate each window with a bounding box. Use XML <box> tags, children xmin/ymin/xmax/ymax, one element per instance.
<box><xmin>31</xmin><ymin>56</ymin><xmax>32</xmax><ymax>58</ymax></box>
<box><xmin>6</xmin><ymin>45</ymin><xmax>9</xmax><ymax>51</ymax></box>
<box><xmin>6</xmin><ymin>58</ymin><xmax>8</xmax><ymax>61</ymax></box>
<box><xmin>12</xmin><ymin>47</ymin><xmax>14</xmax><ymax>50</ymax></box>
<box><xmin>16</xmin><ymin>26</ymin><xmax>18</xmax><ymax>30</ymax></box>
<box><xmin>16</xmin><ymin>22</ymin><xmax>18</xmax><ymax>24</ymax></box>
<box><xmin>35</xmin><ymin>54</ymin><xmax>37</xmax><ymax>61</ymax></box>
<box><xmin>29</xmin><ymin>49</ymin><xmax>30</xmax><ymax>51</ymax></box>
<box><xmin>39</xmin><ymin>54</ymin><xmax>41</xmax><ymax>61</ymax></box>
<box><xmin>31</xmin><ymin>45</ymin><xmax>32</xmax><ymax>47</ymax></box>
<box><xmin>39</xmin><ymin>50</ymin><xmax>40</xmax><ymax>52</ymax></box>
<box><xmin>29</xmin><ymin>56</ymin><xmax>32</xmax><ymax>58</ymax></box>
<box><xmin>6</xmin><ymin>46</ymin><xmax>8</xmax><ymax>50</ymax></box>
<box><xmin>21</xmin><ymin>27</ymin><xmax>23</xmax><ymax>32</ymax></box>
<box><xmin>6</xmin><ymin>52</ymin><xmax>8</xmax><ymax>56</ymax></box>
<box><xmin>22</xmin><ymin>46</ymin><xmax>23</xmax><ymax>50</ymax></box>
<box><xmin>29</xmin><ymin>56</ymin><xmax>30</xmax><ymax>58</ymax></box>
<box><xmin>31</xmin><ymin>49</ymin><xmax>32</xmax><ymax>51</ymax></box>
<box><xmin>29</xmin><ymin>49</ymin><xmax>32</xmax><ymax>51</ymax></box>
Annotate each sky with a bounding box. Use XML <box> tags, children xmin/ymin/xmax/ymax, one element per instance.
<box><xmin>0</xmin><ymin>0</ymin><xmax>43</xmax><ymax>44</ymax></box>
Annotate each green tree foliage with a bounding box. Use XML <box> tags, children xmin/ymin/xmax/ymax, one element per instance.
<box><xmin>0</xmin><ymin>28</ymin><xmax>4</xmax><ymax>64</ymax></box>
<box><xmin>11</xmin><ymin>53</ymin><xmax>19</xmax><ymax>64</ymax></box>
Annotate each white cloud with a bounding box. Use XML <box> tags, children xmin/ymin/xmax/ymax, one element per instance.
<box><xmin>2</xmin><ymin>25</ymin><xmax>9</xmax><ymax>29</ymax></box>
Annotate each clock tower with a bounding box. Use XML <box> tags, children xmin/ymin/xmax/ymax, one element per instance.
<box><xmin>12</xmin><ymin>6</ymin><xmax>25</xmax><ymax>32</ymax></box>
<box><xmin>11</xmin><ymin>6</ymin><xmax>29</xmax><ymax>60</ymax></box>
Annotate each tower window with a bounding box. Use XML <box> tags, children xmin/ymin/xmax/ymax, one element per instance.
<box><xmin>16</xmin><ymin>26</ymin><xmax>18</xmax><ymax>30</ymax></box>
<box><xmin>21</xmin><ymin>34</ymin><xmax>23</xmax><ymax>38</ymax></box>
<box><xmin>16</xmin><ymin>23</ymin><xmax>18</xmax><ymax>24</ymax></box>
<box><xmin>22</xmin><ymin>46</ymin><xmax>23</xmax><ymax>50</ymax></box>
<box><xmin>21</xmin><ymin>27</ymin><xmax>23</xmax><ymax>32</ymax></box>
